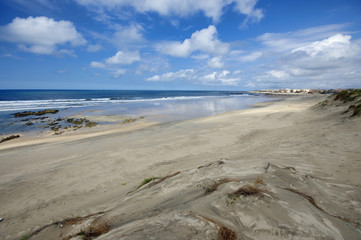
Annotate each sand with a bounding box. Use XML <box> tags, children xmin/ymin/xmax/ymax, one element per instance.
<box><xmin>0</xmin><ymin>95</ymin><xmax>360</xmax><ymax>240</ymax></box>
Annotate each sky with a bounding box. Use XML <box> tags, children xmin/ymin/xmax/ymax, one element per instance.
<box><xmin>0</xmin><ymin>0</ymin><xmax>361</xmax><ymax>90</ymax></box>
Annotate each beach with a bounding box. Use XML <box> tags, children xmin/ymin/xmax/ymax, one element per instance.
<box><xmin>0</xmin><ymin>94</ymin><xmax>360</xmax><ymax>239</ymax></box>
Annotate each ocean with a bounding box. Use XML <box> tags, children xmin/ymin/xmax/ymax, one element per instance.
<box><xmin>0</xmin><ymin>90</ymin><xmax>270</xmax><ymax>135</ymax></box>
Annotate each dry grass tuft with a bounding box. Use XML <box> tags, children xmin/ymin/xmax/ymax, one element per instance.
<box><xmin>254</xmin><ymin>176</ymin><xmax>265</xmax><ymax>185</ymax></box>
<box><xmin>204</xmin><ymin>178</ymin><xmax>237</xmax><ymax>194</ymax></box>
<box><xmin>81</xmin><ymin>222</ymin><xmax>111</xmax><ymax>240</ymax></box>
<box><xmin>63</xmin><ymin>221</ymin><xmax>111</xmax><ymax>240</ymax></box>
<box><xmin>19</xmin><ymin>212</ymin><xmax>105</xmax><ymax>240</ymax></box>
<box><xmin>218</xmin><ymin>225</ymin><xmax>237</xmax><ymax>240</ymax></box>
<box><xmin>192</xmin><ymin>213</ymin><xmax>238</xmax><ymax>240</ymax></box>
<box><xmin>232</xmin><ymin>184</ymin><xmax>261</xmax><ymax>197</ymax></box>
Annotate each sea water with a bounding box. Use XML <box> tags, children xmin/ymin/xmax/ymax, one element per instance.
<box><xmin>0</xmin><ymin>90</ymin><xmax>271</xmax><ymax>135</ymax></box>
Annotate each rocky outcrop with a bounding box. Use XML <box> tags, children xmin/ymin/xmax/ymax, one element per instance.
<box><xmin>14</xmin><ymin>109</ymin><xmax>59</xmax><ymax>117</ymax></box>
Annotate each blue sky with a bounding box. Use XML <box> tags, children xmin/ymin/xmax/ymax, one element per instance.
<box><xmin>0</xmin><ymin>0</ymin><xmax>360</xmax><ymax>90</ymax></box>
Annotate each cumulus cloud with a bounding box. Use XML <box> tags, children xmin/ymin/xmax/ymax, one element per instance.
<box><xmin>200</xmin><ymin>70</ymin><xmax>240</xmax><ymax>86</ymax></box>
<box><xmin>207</xmin><ymin>56</ymin><xmax>224</xmax><ymax>68</ymax></box>
<box><xmin>112</xmin><ymin>69</ymin><xmax>126</xmax><ymax>78</ymax></box>
<box><xmin>291</xmin><ymin>34</ymin><xmax>353</xmax><ymax>58</ymax></box>
<box><xmin>146</xmin><ymin>69</ymin><xmax>194</xmax><ymax>81</ymax></box>
<box><xmin>105</xmin><ymin>51</ymin><xmax>140</xmax><ymax>65</ymax></box>
<box><xmin>0</xmin><ymin>16</ymin><xmax>86</xmax><ymax>55</ymax></box>
<box><xmin>90</xmin><ymin>61</ymin><xmax>106</xmax><ymax>69</ymax></box>
<box><xmin>250</xmin><ymin>33</ymin><xmax>361</xmax><ymax>89</ymax></box>
<box><xmin>146</xmin><ymin>68</ymin><xmax>241</xmax><ymax>86</ymax></box>
<box><xmin>90</xmin><ymin>50</ymin><xmax>140</xmax><ymax>78</ymax></box>
<box><xmin>233</xmin><ymin>0</ymin><xmax>263</xmax><ymax>25</ymax></box>
<box><xmin>75</xmin><ymin>0</ymin><xmax>263</xmax><ymax>23</ymax></box>
<box><xmin>157</xmin><ymin>25</ymin><xmax>229</xmax><ymax>57</ymax></box>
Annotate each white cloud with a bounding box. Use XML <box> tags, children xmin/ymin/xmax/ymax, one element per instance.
<box><xmin>233</xmin><ymin>0</ymin><xmax>263</xmax><ymax>25</ymax></box>
<box><xmin>90</xmin><ymin>51</ymin><xmax>140</xmax><ymax>78</ymax></box>
<box><xmin>146</xmin><ymin>69</ymin><xmax>194</xmax><ymax>81</ymax></box>
<box><xmin>111</xmin><ymin>24</ymin><xmax>144</xmax><ymax>48</ymax></box>
<box><xmin>157</xmin><ymin>25</ymin><xmax>229</xmax><ymax>57</ymax></box>
<box><xmin>146</xmin><ymin>68</ymin><xmax>241</xmax><ymax>86</ymax></box>
<box><xmin>18</xmin><ymin>44</ymin><xmax>55</xmax><ymax>55</ymax></box>
<box><xmin>291</xmin><ymin>34</ymin><xmax>353</xmax><ymax>58</ymax></box>
<box><xmin>0</xmin><ymin>16</ymin><xmax>86</xmax><ymax>55</ymax></box>
<box><xmin>136</xmin><ymin>56</ymin><xmax>170</xmax><ymax>74</ymax></box>
<box><xmin>87</xmin><ymin>44</ymin><xmax>103</xmax><ymax>52</ymax></box>
<box><xmin>228</xmin><ymin>50</ymin><xmax>262</xmax><ymax>62</ymax></box>
<box><xmin>239</xmin><ymin>51</ymin><xmax>263</xmax><ymax>61</ymax></box>
<box><xmin>2</xmin><ymin>53</ymin><xmax>21</xmax><ymax>59</ymax></box>
<box><xmin>233</xmin><ymin>70</ymin><xmax>242</xmax><ymax>75</ymax></box>
<box><xmin>200</xmin><ymin>70</ymin><xmax>240</xmax><ymax>86</ymax></box>
<box><xmin>105</xmin><ymin>51</ymin><xmax>140</xmax><ymax>65</ymax></box>
<box><xmin>75</xmin><ymin>0</ymin><xmax>263</xmax><ymax>23</ymax></box>
<box><xmin>113</xmin><ymin>69</ymin><xmax>126</xmax><ymax>78</ymax></box>
<box><xmin>191</xmin><ymin>54</ymin><xmax>209</xmax><ymax>60</ymax></box>
<box><xmin>207</xmin><ymin>56</ymin><xmax>224</xmax><ymax>68</ymax></box>
<box><xmin>250</xmin><ymin>33</ymin><xmax>361</xmax><ymax>89</ymax></box>
<box><xmin>90</xmin><ymin>61</ymin><xmax>106</xmax><ymax>69</ymax></box>
<box><xmin>267</xmin><ymin>70</ymin><xmax>288</xmax><ymax>79</ymax></box>
<box><xmin>257</xmin><ymin>24</ymin><xmax>348</xmax><ymax>52</ymax></box>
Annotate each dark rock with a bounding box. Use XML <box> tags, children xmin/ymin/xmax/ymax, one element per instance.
<box><xmin>14</xmin><ymin>109</ymin><xmax>59</xmax><ymax>117</ymax></box>
<box><xmin>14</xmin><ymin>111</ymin><xmax>34</xmax><ymax>117</ymax></box>
<box><xmin>34</xmin><ymin>109</ymin><xmax>59</xmax><ymax>116</ymax></box>
<box><xmin>0</xmin><ymin>135</ymin><xmax>20</xmax><ymax>143</ymax></box>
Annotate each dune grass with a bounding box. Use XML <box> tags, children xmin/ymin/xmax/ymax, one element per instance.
<box><xmin>137</xmin><ymin>177</ymin><xmax>159</xmax><ymax>189</ymax></box>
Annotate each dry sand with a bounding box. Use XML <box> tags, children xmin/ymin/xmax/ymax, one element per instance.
<box><xmin>0</xmin><ymin>95</ymin><xmax>360</xmax><ymax>240</ymax></box>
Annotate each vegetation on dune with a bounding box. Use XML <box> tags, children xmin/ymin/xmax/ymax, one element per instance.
<box><xmin>254</xmin><ymin>176</ymin><xmax>265</xmax><ymax>185</ymax></box>
<box><xmin>334</xmin><ymin>89</ymin><xmax>361</xmax><ymax>103</ymax></box>
<box><xmin>137</xmin><ymin>177</ymin><xmax>159</xmax><ymax>189</ymax></box>
<box><xmin>19</xmin><ymin>235</ymin><xmax>30</xmax><ymax>240</ymax></box>
<box><xmin>351</xmin><ymin>103</ymin><xmax>361</xmax><ymax>117</ymax></box>
<box><xmin>231</xmin><ymin>184</ymin><xmax>262</xmax><ymax>197</ymax></box>
<box><xmin>74</xmin><ymin>222</ymin><xmax>111</xmax><ymax>240</ymax></box>
<box><xmin>318</xmin><ymin>89</ymin><xmax>361</xmax><ymax>117</ymax></box>
<box><xmin>318</xmin><ymin>99</ymin><xmax>329</xmax><ymax>107</ymax></box>
<box><xmin>218</xmin><ymin>225</ymin><xmax>237</xmax><ymax>240</ymax></box>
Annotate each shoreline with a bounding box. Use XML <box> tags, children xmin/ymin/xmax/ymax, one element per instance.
<box><xmin>1</xmin><ymin>94</ymin><xmax>360</xmax><ymax>240</ymax></box>
<box><xmin>0</xmin><ymin>95</ymin><xmax>288</xmax><ymax>150</ymax></box>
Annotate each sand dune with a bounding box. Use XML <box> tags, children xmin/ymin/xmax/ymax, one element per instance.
<box><xmin>0</xmin><ymin>94</ymin><xmax>360</xmax><ymax>240</ymax></box>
